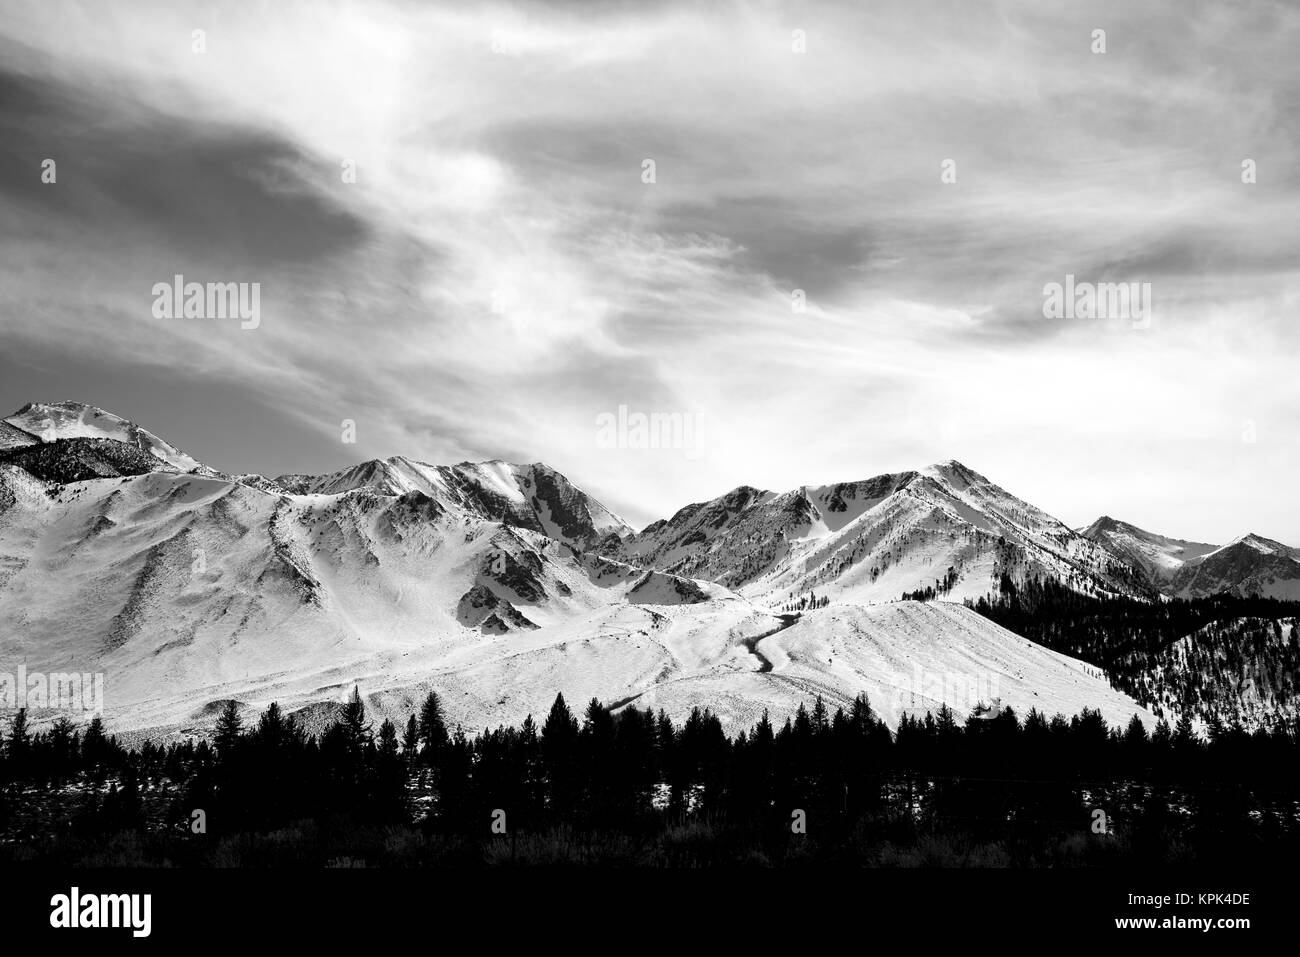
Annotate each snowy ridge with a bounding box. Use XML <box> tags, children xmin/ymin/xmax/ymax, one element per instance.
<box><xmin>604</xmin><ymin>460</ymin><xmax>1149</xmax><ymax>607</ymax></box>
<box><xmin>4</xmin><ymin>401</ymin><xmax>204</xmax><ymax>473</ymax></box>
<box><xmin>1081</xmin><ymin>517</ymin><xmax>1300</xmax><ymax>599</ymax></box>
<box><xmin>1079</xmin><ymin>516</ymin><xmax>1218</xmax><ymax>583</ymax></box>
<box><xmin>2</xmin><ymin>400</ymin><xmax>1262</xmax><ymax>739</ymax></box>
<box><xmin>1168</xmin><ymin>534</ymin><xmax>1300</xmax><ymax>600</ymax></box>
<box><xmin>274</xmin><ymin>457</ymin><xmax>631</xmax><ymax>550</ymax></box>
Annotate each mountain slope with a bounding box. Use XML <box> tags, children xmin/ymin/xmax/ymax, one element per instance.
<box><xmin>4</xmin><ymin>402</ymin><xmax>204</xmax><ymax>472</ymax></box>
<box><xmin>1140</xmin><ymin>616</ymin><xmax>1300</xmax><ymax>728</ymax></box>
<box><xmin>1168</xmin><ymin>534</ymin><xmax>1300</xmax><ymax>600</ymax></box>
<box><xmin>0</xmin><ymin>437</ymin><xmax>178</xmax><ymax>483</ymax></box>
<box><xmin>1079</xmin><ymin>516</ymin><xmax>1218</xmax><ymax>585</ymax></box>
<box><xmin>0</xmin><ymin>420</ymin><xmax>39</xmax><ymax>452</ymax></box>
<box><xmin>1081</xmin><ymin>517</ymin><xmax>1300</xmax><ymax>599</ymax></box>
<box><xmin>2</xmin><ymin>400</ymin><xmax>1255</xmax><ymax>739</ymax></box>
<box><xmin>605</xmin><ymin>461</ymin><xmax>1150</xmax><ymax>606</ymax></box>
<box><xmin>0</xmin><ymin>466</ymin><xmax>713</xmax><ymax>725</ymax></box>
<box><xmin>0</xmin><ymin>463</ymin><xmax>1153</xmax><ymax>735</ymax></box>
<box><xmin>274</xmin><ymin>457</ymin><xmax>631</xmax><ymax>550</ymax></box>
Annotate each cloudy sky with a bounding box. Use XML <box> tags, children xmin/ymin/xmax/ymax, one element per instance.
<box><xmin>1</xmin><ymin>0</ymin><xmax>1298</xmax><ymax>542</ymax></box>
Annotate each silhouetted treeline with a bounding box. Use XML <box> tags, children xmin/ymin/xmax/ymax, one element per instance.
<box><xmin>5</xmin><ymin>684</ymin><xmax>1300</xmax><ymax>860</ymax></box>
<box><xmin>967</xmin><ymin>574</ymin><xmax>1300</xmax><ymax>720</ymax></box>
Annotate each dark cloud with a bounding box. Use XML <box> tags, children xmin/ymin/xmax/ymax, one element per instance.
<box><xmin>0</xmin><ymin>67</ymin><xmax>368</xmax><ymax>271</ymax></box>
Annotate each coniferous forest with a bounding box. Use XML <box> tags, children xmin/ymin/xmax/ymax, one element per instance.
<box><xmin>968</xmin><ymin>575</ymin><xmax>1300</xmax><ymax>725</ymax></box>
<box><xmin>3</xmin><ymin>687</ymin><xmax>1299</xmax><ymax>868</ymax></box>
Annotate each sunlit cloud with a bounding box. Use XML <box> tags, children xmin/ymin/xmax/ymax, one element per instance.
<box><xmin>1</xmin><ymin>0</ymin><xmax>1298</xmax><ymax>543</ymax></box>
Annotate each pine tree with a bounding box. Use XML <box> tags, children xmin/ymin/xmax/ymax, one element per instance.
<box><xmin>849</xmin><ymin>693</ymin><xmax>874</xmax><ymax>731</ymax></box>
<box><xmin>82</xmin><ymin>715</ymin><xmax>109</xmax><ymax>773</ymax></box>
<box><xmin>377</xmin><ymin>719</ymin><xmax>401</xmax><ymax>764</ymax></box>
<box><xmin>542</xmin><ymin>693</ymin><xmax>579</xmax><ymax>756</ymax></box>
<box><xmin>214</xmin><ymin>700</ymin><xmax>243</xmax><ymax>754</ymax></box>
<box><xmin>6</xmin><ymin>709</ymin><xmax>29</xmax><ymax>773</ymax></box>
<box><xmin>417</xmin><ymin>691</ymin><xmax>449</xmax><ymax>759</ymax></box>
<box><xmin>401</xmin><ymin>714</ymin><xmax>419</xmax><ymax>764</ymax></box>
<box><xmin>340</xmin><ymin>687</ymin><xmax>372</xmax><ymax>754</ymax></box>
<box><xmin>1174</xmin><ymin>711</ymin><xmax>1196</xmax><ymax>751</ymax></box>
<box><xmin>256</xmin><ymin>702</ymin><xmax>286</xmax><ymax>747</ymax></box>
<box><xmin>48</xmin><ymin>717</ymin><xmax>75</xmax><ymax>785</ymax></box>
<box><xmin>542</xmin><ymin>693</ymin><xmax>580</xmax><ymax>816</ymax></box>
<box><xmin>1124</xmin><ymin>713</ymin><xmax>1148</xmax><ymax>746</ymax></box>
<box><xmin>811</xmin><ymin>696</ymin><xmax>830</xmax><ymax>733</ymax></box>
<box><xmin>1151</xmin><ymin>718</ymin><xmax>1171</xmax><ymax>749</ymax></box>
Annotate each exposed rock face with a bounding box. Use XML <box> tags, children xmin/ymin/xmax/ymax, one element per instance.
<box><xmin>0</xmin><ymin>437</ymin><xmax>177</xmax><ymax>483</ymax></box>
<box><xmin>456</xmin><ymin>583</ymin><xmax>538</xmax><ymax>633</ymax></box>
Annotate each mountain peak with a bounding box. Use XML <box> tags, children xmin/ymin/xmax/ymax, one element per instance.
<box><xmin>4</xmin><ymin>401</ymin><xmax>202</xmax><ymax>473</ymax></box>
<box><xmin>11</xmin><ymin>400</ymin><xmax>117</xmax><ymax>422</ymax></box>
<box><xmin>920</xmin><ymin>458</ymin><xmax>989</xmax><ymax>489</ymax></box>
<box><xmin>1082</xmin><ymin>515</ymin><xmax>1131</xmax><ymax>536</ymax></box>
<box><xmin>923</xmin><ymin>458</ymin><xmax>977</xmax><ymax>476</ymax></box>
<box><xmin>1226</xmin><ymin>532</ymin><xmax>1292</xmax><ymax>555</ymax></box>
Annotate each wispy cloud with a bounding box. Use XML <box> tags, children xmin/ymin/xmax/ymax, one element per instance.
<box><xmin>1</xmin><ymin>0</ymin><xmax>1298</xmax><ymax>542</ymax></box>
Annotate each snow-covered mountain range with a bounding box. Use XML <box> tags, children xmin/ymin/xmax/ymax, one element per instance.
<box><xmin>1</xmin><ymin>401</ymin><xmax>1292</xmax><ymax>738</ymax></box>
<box><xmin>1079</xmin><ymin>516</ymin><xmax>1300</xmax><ymax>600</ymax></box>
<box><xmin>600</xmin><ymin>461</ymin><xmax>1153</xmax><ymax>606</ymax></box>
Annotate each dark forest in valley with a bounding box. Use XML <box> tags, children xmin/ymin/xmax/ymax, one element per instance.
<box><xmin>968</xmin><ymin>577</ymin><xmax>1300</xmax><ymax>724</ymax></box>
<box><xmin>3</xmin><ymin>686</ymin><xmax>1298</xmax><ymax>867</ymax></box>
